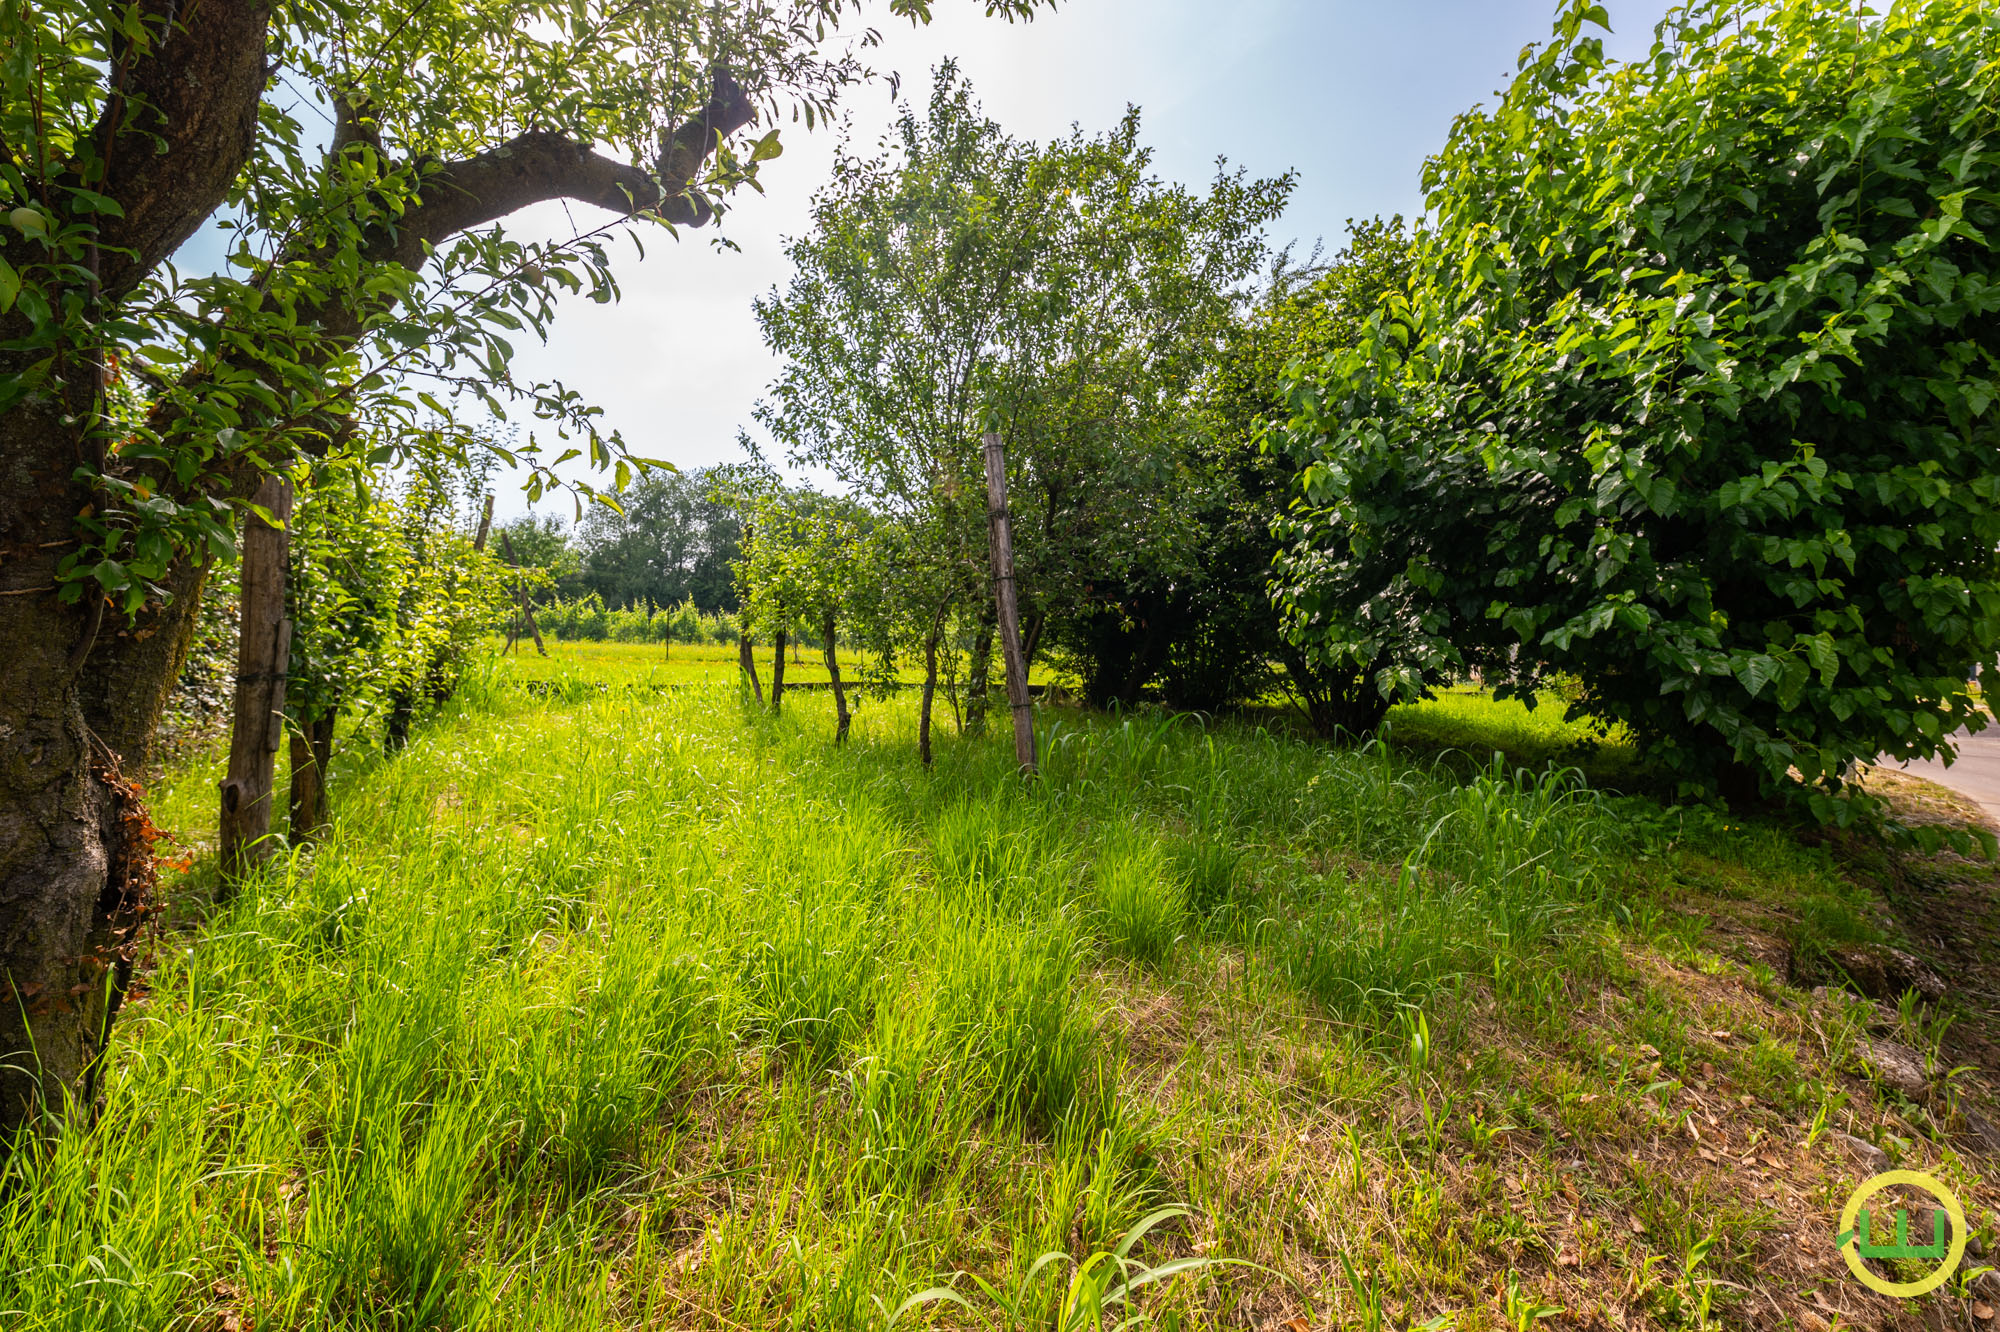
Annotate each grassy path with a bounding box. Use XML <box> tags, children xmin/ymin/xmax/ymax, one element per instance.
<box><xmin>7</xmin><ymin>649</ymin><xmax>2000</xmax><ymax>1329</ymax></box>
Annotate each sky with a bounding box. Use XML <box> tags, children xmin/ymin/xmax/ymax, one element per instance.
<box><xmin>373</xmin><ymin>0</ymin><xmax>1682</xmax><ymax>519</ymax></box>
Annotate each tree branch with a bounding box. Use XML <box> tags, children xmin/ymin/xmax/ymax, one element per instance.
<box><xmin>394</xmin><ymin>67</ymin><xmax>756</xmax><ymax>265</ymax></box>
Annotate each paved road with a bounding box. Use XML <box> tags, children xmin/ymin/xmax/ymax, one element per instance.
<box><xmin>1888</xmin><ymin>728</ymin><xmax>2000</xmax><ymax>826</ymax></box>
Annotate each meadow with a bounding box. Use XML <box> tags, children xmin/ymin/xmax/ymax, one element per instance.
<box><xmin>5</xmin><ymin>643</ymin><xmax>1996</xmax><ymax>1330</ymax></box>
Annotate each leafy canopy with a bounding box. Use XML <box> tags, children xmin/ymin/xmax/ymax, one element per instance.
<box><xmin>1276</xmin><ymin>0</ymin><xmax>2000</xmax><ymax>812</ymax></box>
<box><xmin>753</xmin><ymin>65</ymin><xmax>1287</xmax><ymax>686</ymax></box>
<box><xmin>0</xmin><ymin>0</ymin><xmax>1051</xmax><ymax>614</ymax></box>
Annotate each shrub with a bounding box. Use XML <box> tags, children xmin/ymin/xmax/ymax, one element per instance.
<box><xmin>1276</xmin><ymin>0</ymin><xmax>2000</xmax><ymax>811</ymax></box>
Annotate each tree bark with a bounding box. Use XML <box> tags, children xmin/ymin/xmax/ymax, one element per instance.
<box><xmin>287</xmin><ymin>709</ymin><xmax>337</xmax><ymax>842</ymax></box>
<box><xmin>771</xmin><ymin>628</ymin><xmax>788</xmax><ymax>714</ymax></box>
<box><xmin>982</xmin><ymin>435</ymin><xmax>1037</xmax><ymax>775</ymax></box>
<box><xmin>739</xmin><ymin>633</ymin><xmax>763</xmax><ymax>703</ymax></box>
<box><xmin>0</xmin><ymin>507</ymin><xmax>152</xmax><ymax>1143</ymax></box>
<box><xmin>823</xmin><ymin>612</ymin><xmax>851</xmax><ymax>744</ymax></box>
<box><xmin>218</xmin><ymin>476</ymin><xmax>294</xmax><ymax>883</ymax></box>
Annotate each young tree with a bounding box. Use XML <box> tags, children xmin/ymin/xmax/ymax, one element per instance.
<box><xmin>284</xmin><ymin>452</ymin><xmax>510</xmax><ymax>836</ymax></box>
<box><xmin>285</xmin><ymin>459</ymin><xmax>403</xmax><ymax>840</ymax></box>
<box><xmin>0</xmin><ymin>0</ymin><xmax>1051</xmax><ymax>1142</ymax></box>
<box><xmin>738</xmin><ymin>490</ymin><xmax>873</xmax><ymax>742</ymax></box>
<box><xmin>1276</xmin><ymin>0</ymin><xmax>2000</xmax><ymax>810</ymax></box>
<box><xmin>754</xmin><ymin>66</ymin><xmax>1288</xmax><ymax>710</ymax></box>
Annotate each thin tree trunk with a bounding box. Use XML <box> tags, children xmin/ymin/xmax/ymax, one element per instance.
<box><xmin>219</xmin><ymin>475</ymin><xmax>294</xmax><ymax>882</ymax></box>
<box><xmin>983</xmin><ymin>434</ymin><xmax>1037</xmax><ymax>775</ymax></box>
<box><xmin>918</xmin><ymin>610</ymin><xmax>945</xmax><ymax>767</ymax></box>
<box><xmin>473</xmin><ymin>494</ymin><xmax>495</xmax><ymax>552</ymax></box>
<box><xmin>771</xmin><ymin>627</ymin><xmax>788</xmax><ymax>714</ymax></box>
<box><xmin>823</xmin><ymin>612</ymin><xmax>851</xmax><ymax>744</ymax></box>
<box><xmin>739</xmin><ymin>632</ymin><xmax>763</xmax><ymax>703</ymax></box>
<box><xmin>965</xmin><ymin>607</ymin><xmax>996</xmax><ymax>737</ymax></box>
<box><xmin>287</xmin><ymin>708</ymin><xmax>337</xmax><ymax>842</ymax></box>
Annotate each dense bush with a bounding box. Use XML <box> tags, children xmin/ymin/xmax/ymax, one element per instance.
<box><xmin>1277</xmin><ymin>0</ymin><xmax>2000</xmax><ymax>808</ymax></box>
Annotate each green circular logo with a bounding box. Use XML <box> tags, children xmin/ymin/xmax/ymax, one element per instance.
<box><xmin>1835</xmin><ymin>1169</ymin><xmax>1967</xmax><ymax>1297</ymax></box>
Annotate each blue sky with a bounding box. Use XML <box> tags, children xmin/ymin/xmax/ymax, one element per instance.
<box><xmin>450</xmin><ymin>0</ymin><xmax>1683</xmax><ymax>515</ymax></box>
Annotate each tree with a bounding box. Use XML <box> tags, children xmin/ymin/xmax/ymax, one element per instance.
<box><xmin>495</xmin><ymin>513</ymin><xmax>585</xmax><ymax>601</ymax></box>
<box><xmin>0</xmin><ymin>0</ymin><xmax>1051</xmax><ymax>1143</ymax></box>
<box><xmin>738</xmin><ymin>489</ymin><xmax>875</xmax><ymax>742</ymax></box>
<box><xmin>576</xmin><ymin>467</ymin><xmax>744</xmax><ymax>611</ymax></box>
<box><xmin>286</xmin><ymin>450</ymin><xmax>510</xmax><ymax>835</ymax></box>
<box><xmin>754</xmin><ymin>66</ymin><xmax>1287</xmax><ymax>712</ymax></box>
<box><xmin>1165</xmin><ymin>218</ymin><xmax>1411</xmax><ymax>731</ymax></box>
<box><xmin>1275</xmin><ymin>0</ymin><xmax>2000</xmax><ymax>811</ymax></box>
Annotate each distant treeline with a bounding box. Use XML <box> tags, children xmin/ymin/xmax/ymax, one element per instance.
<box><xmin>498</xmin><ymin>466</ymin><xmax>742</xmax><ymax>613</ymax></box>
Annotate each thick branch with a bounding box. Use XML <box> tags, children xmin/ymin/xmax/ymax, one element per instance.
<box><xmin>90</xmin><ymin>2</ymin><xmax>274</xmax><ymax>303</ymax></box>
<box><xmin>393</xmin><ymin>68</ymin><xmax>756</xmax><ymax>266</ymax></box>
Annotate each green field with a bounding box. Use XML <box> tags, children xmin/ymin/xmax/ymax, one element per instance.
<box><xmin>7</xmin><ymin>643</ymin><xmax>1995</xmax><ymax>1329</ymax></box>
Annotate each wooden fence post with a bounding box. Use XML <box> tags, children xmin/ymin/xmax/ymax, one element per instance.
<box><xmin>219</xmin><ymin>473</ymin><xmax>294</xmax><ymax>880</ymax></box>
<box><xmin>983</xmin><ymin>433</ymin><xmax>1037</xmax><ymax>775</ymax></box>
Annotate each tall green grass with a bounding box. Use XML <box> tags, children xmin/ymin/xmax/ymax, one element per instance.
<box><xmin>1</xmin><ymin>672</ymin><xmax>1655</xmax><ymax>1329</ymax></box>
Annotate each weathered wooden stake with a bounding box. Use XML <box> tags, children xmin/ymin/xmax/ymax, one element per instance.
<box><xmin>982</xmin><ymin>433</ymin><xmax>1037</xmax><ymax>775</ymax></box>
<box><xmin>219</xmin><ymin>474</ymin><xmax>293</xmax><ymax>880</ymax></box>
<box><xmin>499</xmin><ymin>530</ymin><xmax>547</xmax><ymax>657</ymax></box>
<box><xmin>918</xmin><ymin>612</ymin><xmax>943</xmax><ymax>767</ymax></box>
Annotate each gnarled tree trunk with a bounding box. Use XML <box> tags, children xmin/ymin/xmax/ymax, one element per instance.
<box><xmin>0</xmin><ymin>0</ymin><xmax>274</xmax><ymax>1144</ymax></box>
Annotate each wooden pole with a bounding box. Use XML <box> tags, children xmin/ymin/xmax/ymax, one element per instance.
<box><xmin>982</xmin><ymin>433</ymin><xmax>1037</xmax><ymax>775</ymax></box>
<box><xmin>499</xmin><ymin>530</ymin><xmax>547</xmax><ymax>657</ymax></box>
<box><xmin>739</xmin><ymin>630</ymin><xmax>763</xmax><ymax>703</ymax></box>
<box><xmin>220</xmin><ymin>474</ymin><xmax>294</xmax><ymax>880</ymax></box>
